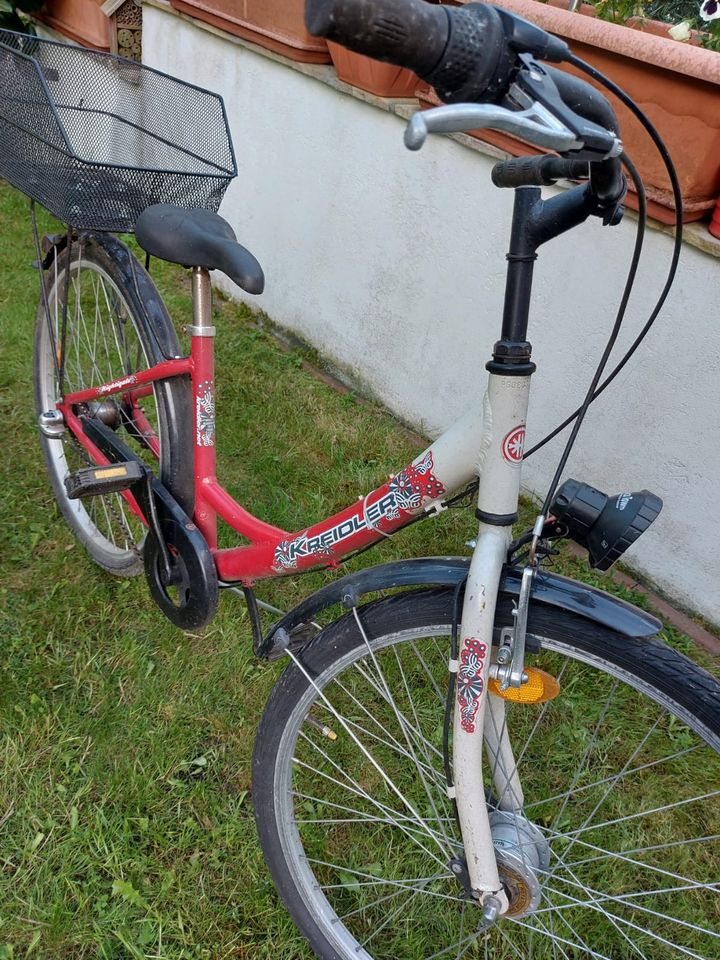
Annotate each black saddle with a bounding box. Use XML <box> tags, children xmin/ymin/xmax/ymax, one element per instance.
<box><xmin>135</xmin><ymin>204</ymin><xmax>264</xmax><ymax>295</ymax></box>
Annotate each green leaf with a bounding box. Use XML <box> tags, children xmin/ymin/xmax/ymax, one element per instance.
<box><xmin>111</xmin><ymin>879</ymin><xmax>148</xmax><ymax>909</ymax></box>
<box><xmin>336</xmin><ymin>870</ymin><xmax>360</xmax><ymax>891</ymax></box>
<box><xmin>27</xmin><ymin>832</ymin><xmax>44</xmax><ymax>853</ymax></box>
<box><xmin>25</xmin><ymin>931</ymin><xmax>41</xmax><ymax>957</ymax></box>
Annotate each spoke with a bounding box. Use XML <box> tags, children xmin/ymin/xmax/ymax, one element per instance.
<box><xmin>97</xmin><ymin>274</ymin><xmax>117</xmax><ymax>380</ymax></box>
<box><xmin>549</xmin><ymin>895</ymin><xmax>631</xmax><ymax>960</ymax></box>
<box><xmin>509</xmin><ymin>917</ymin><xmax>614</xmax><ymax>960</ymax></box>
<box><xmin>323</xmin><ymin>689</ymin><xmax>445</xmax><ymax>789</ymax></box>
<box><xmin>292</xmin><ymin>755</ymin><xmax>449</xmax><ymax>869</ymax></box>
<box><xmin>293</xmin><ymin>789</ymin><xmax>449</xmax><ymax>829</ymax></box>
<box><xmin>551</xmin><ymin>680</ymin><xmax>618</xmax><ymax>833</ymax></box>
<box><xmin>425</xmin><ymin>930</ymin><xmax>481</xmax><ymax>960</ymax></box>
<box><xmin>534</xmin><ymin>814</ymin><xmax>718</xmax><ymax>890</ymax></box>
<box><xmin>75</xmin><ymin>275</ymin><xmax>103</xmax><ymax>386</ymax></box>
<box><xmin>559</xmin><ymin>789</ymin><xmax>720</xmax><ymax>842</ymax></box>
<box><xmin>390</xmin><ymin>641</ymin><xmax>453</xmax><ymax>848</ymax></box>
<box><xmin>541</xmin><ymin>880</ymin><xmax>713</xmax><ymax>960</ymax></box>
<box><xmin>409</xmin><ymin>638</ymin><xmax>447</xmax><ymax>707</ymax></box>
<box><xmin>454</xmin><ymin>901</ymin><xmax>466</xmax><ymax>960</ymax></box>
<box><xmin>564</xmin><ymin>832</ymin><xmax>720</xmax><ymax>871</ymax></box>
<box><xmin>550</xmin><ymin>715</ymin><xmax>663</xmax><ymax>874</ymax></box>
<box><xmin>287</xmin><ymin>646</ymin><xmax>450</xmax><ymax>858</ymax></box>
<box><xmin>538</xmin><ymin>890</ymin><xmax>572</xmax><ymax>960</ymax></box>
<box><xmin>485</xmin><ymin>696</ymin><xmax>525</xmax><ymax>815</ymax></box>
<box><xmin>547</xmin><ymin>831</ymin><xmax>661</xmax><ymax>960</ymax></box>
<box><xmin>334</xmin><ymin>872</ymin><xmax>447</xmax><ymax>921</ymax></box>
<box><xmin>543</xmin><ymin>873</ymin><xmax>720</xmax><ymax>942</ymax></box>
<box><xmin>349</xmin><ymin>652</ymin><xmax>446</xmax><ymax>765</ymax></box>
<box><xmin>320</xmin><ymin>874</ymin><xmax>452</xmax><ymax>893</ymax></box>
<box><xmin>97</xmin><ymin>493</ymin><xmax>118</xmax><ymax>546</ymax></box>
<box><xmin>496</xmin><ymin>925</ymin><xmax>529</xmax><ymax>960</ymax></box>
<box><xmin>524</xmin><ymin>744</ymin><xmax>699</xmax><ymax>812</ymax></box>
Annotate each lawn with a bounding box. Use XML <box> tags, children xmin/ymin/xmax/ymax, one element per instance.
<box><xmin>0</xmin><ymin>178</ymin><xmax>717</xmax><ymax>959</ymax></box>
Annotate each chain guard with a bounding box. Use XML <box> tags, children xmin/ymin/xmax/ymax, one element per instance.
<box><xmin>144</xmin><ymin>515</ymin><xmax>218</xmax><ymax>630</ymax></box>
<box><xmin>80</xmin><ymin>416</ymin><xmax>218</xmax><ymax>629</ymax></box>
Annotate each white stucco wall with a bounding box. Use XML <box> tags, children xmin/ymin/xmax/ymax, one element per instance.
<box><xmin>143</xmin><ymin>4</ymin><xmax>720</xmax><ymax>626</ymax></box>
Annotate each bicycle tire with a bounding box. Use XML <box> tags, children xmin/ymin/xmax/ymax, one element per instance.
<box><xmin>253</xmin><ymin>587</ymin><xmax>720</xmax><ymax>960</ymax></box>
<box><xmin>33</xmin><ymin>234</ymin><xmax>193</xmax><ymax>576</ymax></box>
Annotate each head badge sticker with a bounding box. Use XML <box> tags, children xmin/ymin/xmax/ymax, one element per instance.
<box><xmin>502</xmin><ymin>426</ymin><xmax>526</xmax><ymax>465</ymax></box>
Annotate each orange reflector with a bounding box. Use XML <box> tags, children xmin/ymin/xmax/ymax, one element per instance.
<box><xmin>489</xmin><ymin>668</ymin><xmax>560</xmax><ymax>704</ymax></box>
<box><xmin>95</xmin><ymin>466</ymin><xmax>129</xmax><ymax>480</ymax></box>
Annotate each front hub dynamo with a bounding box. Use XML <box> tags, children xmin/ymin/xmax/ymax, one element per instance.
<box><xmin>489</xmin><ymin>810</ymin><xmax>550</xmax><ymax>918</ymax></box>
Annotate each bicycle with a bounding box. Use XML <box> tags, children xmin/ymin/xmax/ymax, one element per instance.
<box><xmin>2</xmin><ymin>1</ymin><xmax>719</xmax><ymax>957</ymax></box>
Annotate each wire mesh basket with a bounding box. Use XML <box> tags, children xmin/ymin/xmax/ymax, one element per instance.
<box><xmin>0</xmin><ymin>30</ymin><xmax>237</xmax><ymax>232</ymax></box>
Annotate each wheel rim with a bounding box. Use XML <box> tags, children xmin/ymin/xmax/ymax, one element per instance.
<box><xmin>36</xmin><ymin>248</ymin><xmax>162</xmax><ymax>561</ymax></box>
<box><xmin>270</xmin><ymin>623</ymin><xmax>720</xmax><ymax>960</ymax></box>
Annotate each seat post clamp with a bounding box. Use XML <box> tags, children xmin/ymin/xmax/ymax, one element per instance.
<box><xmin>185</xmin><ymin>324</ymin><xmax>216</xmax><ymax>338</ymax></box>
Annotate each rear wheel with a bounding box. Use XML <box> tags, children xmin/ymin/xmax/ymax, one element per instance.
<box><xmin>33</xmin><ymin>235</ymin><xmax>192</xmax><ymax>575</ymax></box>
<box><xmin>253</xmin><ymin>589</ymin><xmax>720</xmax><ymax>960</ymax></box>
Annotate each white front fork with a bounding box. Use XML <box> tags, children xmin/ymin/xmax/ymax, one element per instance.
<box><xmin>453</xmin><ymin>372</ymin><xmax>531</xmax><ymax>908</ymax></box>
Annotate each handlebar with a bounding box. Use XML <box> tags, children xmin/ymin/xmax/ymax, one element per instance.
<box><xmin>306</xmin><ymin>0</ymin><xmax>627</xmax><ymax>209</ymax></box>
<box><xmin>491</xmin><ymin>156</ymin><xmax>589</xmax><ymax>188</ymax></box>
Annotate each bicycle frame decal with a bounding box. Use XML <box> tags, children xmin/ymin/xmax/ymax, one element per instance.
<box><xmin>457</xmin><ymin>637</ymin><xmax>489</xmax><ymax>733</ymax></box>
<box><xmin>272</xmin><ymin>451</ymin><xmax>446</xmax><ymax>571</ymax></box>
<box><xmin>97</xmin><ymin>374</ymin><xmax>138</xmax><ymax>396</ymax></box>
<box><xmin>196</xmin><ymin>380</ymin><xmax>215</xmax><ymax>447</ymax></box>
<box><xmin>501</xmin><ymin>425</ymin><xmax>526</xmax><ymax>465</ymax></box>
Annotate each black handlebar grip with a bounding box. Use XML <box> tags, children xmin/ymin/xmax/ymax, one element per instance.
<box><xmin>305</xmin><ymin>0</ymin><xmax>450</xmax><ymax>76</ymax></box>
<box><xmin>491</xmin><ymin>156</ymin><xmax>589</xmax><ymax>188</ymax></box>
<box><xmin>305</xmin><ymin>1</ymin><xmax>515</xmax><ymax>104</ymax></box>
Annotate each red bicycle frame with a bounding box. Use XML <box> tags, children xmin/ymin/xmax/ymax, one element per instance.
<box><xmin>57</xmin><ymin>272</ymin><xmax>466</xmax><ymax>585</ymax></box>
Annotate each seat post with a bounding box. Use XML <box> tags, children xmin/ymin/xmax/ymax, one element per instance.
<box><xmin>191</xmin><ymin>267</ymin><xmax>214</xmax><ymax>334</ymax></box>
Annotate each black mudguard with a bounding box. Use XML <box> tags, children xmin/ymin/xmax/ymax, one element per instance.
<box><xmin>258</xmin><ymin>556</ymin><xmax>661</xmax><ymax>660</ymax></box>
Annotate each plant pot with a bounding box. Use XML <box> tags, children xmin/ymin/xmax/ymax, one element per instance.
<box><xmin>169</xmin><ymin>0</ymin><xmax>330</xmax><ymax>63</ymax></box>
<box><xmin>327</xmin><ymin>40</ymin><xmax>419</xmax><ymax>98</ymax></box>
<box><xmin>36</xmin><ymin>0</ymin><xmax>110</xmax><ymax>49</ymax></box>
<box><xmin>427</xmin><ymin>0</ymin><xmax>720</xmax><ymax>224</ymax></box>
<box><xmin>710</xmin><ymin>199</ymin><xmax>720</xmax><ymax>239</ymax></box>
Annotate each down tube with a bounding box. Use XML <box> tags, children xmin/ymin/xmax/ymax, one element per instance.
<box><xmin>212</xmin><ymin>403</ymin><xmax>487</xmax><ymax>582</ymax></box>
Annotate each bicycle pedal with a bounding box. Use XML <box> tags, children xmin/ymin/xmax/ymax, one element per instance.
<box><xmin>64</xmin><ymin>461</ymin><xmax>145</xmax><ymax>500</ymax></box>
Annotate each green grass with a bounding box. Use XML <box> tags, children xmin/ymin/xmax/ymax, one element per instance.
<box><xmin>0</xmin><ymin>179</ymin><xmax>717</xmax><ymax>959</ymax></box>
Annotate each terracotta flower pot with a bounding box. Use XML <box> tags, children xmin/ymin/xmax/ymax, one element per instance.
<box><xmin>710</xmin><ymin>199</ymin><xmax>720</xmax><ymax>239</ymax></box>
<box><xmin>327</xmin><ymin>40</ymin><xmax>419</xmax><ymax>98</ymax></box>
<box><xmin>169</xmin><ymin>0</ymin><xmax>330</xmax><ymax>63</ymax></box>
<box><xmin>426</xmin><ymin>0</ymin><xmax>720</xmax><ymax>224</ymax></box>
<box><xmin>36</xmin><ymin>0</ymin><xmax>110</xmax><ymax>49</ymax></box>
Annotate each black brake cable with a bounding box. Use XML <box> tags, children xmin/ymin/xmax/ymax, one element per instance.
<box><xmin>525</xmin><ymin>55</ymin><xmax>683</xmax><ymax>482</ymax></box>
<box><xmin>532</xmin><ymin>147</ymin><xmax>648</xmax><ymax>521</ymax></box>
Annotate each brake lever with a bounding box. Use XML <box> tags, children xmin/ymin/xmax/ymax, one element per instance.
<box><xmin>405</xmin><ymin>57</ymin><xmax>623</xmax><ymax>162</ymax></box>
<box><xmin>405</xmin><ymin>100</ymin><xmax>583</xmax><ymax>153</ymax></box>
<box><xmin>511</xmin><ymin>56</ymin><xmax>623</xmax><ymax>160</ymax></box>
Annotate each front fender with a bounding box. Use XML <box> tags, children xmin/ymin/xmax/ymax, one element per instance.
<box><xmin>258</xmin><ymin>557</ymin><xmax>661</xmax><ymax>659</ymax></box>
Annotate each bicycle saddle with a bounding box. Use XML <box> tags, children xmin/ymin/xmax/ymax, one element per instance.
<box><xmin>135</xmin><ymin>204</ymin><xmax>264</xmax><ymax>294</ymax></box>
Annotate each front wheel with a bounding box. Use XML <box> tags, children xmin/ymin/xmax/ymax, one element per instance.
<box><xmin>253</xmin><ymin>588</ymin><xmax>720</xmax><ymax>960</ymax></box>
